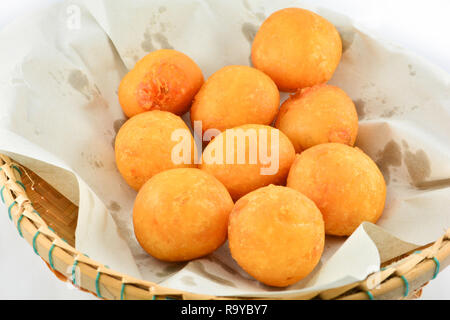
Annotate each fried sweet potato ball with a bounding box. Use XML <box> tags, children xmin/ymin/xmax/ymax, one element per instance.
<box><xmin>190</xmin><ymin>65</ymin><xmax>279</xmax><ymax>135</ymax></box>
<box><xmin>228</xmin><ymin>185</ymin><xmax>325</xmax><ymax>287</ymax></box>
<box><xmin>115</xmin><ymin>110</ymin><xmax>197</xmax><ymax>191</ymax></box>
<box><xmin>133</xmin><ymin>168</ymin><xmax>233</xmax><ymax>262</ymax></box>
<box><xmin>119</xmin><ymin>49</ymin><xmax>204</xmax><ymax>117</ymax></box>
<box><xmin>287</xmin><ymin>143</ymin><xmax>386</xmax><ymax>236</ymax></box>
<box><xmin>200</xmin><ymin>124</ymin><xmax>295</xmax><ymax>201</ymax></box>
<box><xmin>275</xmin><ymin>84</ymin><xmax>358</xmax><ymax>153</ymax></box>
<box><xmin>252</xmin><ymin>8</ymin><xmax>342</xmax><ymax>91</ymax></box>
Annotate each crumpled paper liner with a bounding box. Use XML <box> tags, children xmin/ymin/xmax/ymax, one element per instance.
<box><xmin>0</xmin><ymin>0</ymin><xmax>448</xmax><ymax>297</ymax></box>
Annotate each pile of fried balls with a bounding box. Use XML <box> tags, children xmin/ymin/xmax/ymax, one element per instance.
<box><xmin>115</xmin><ymin>8</ymin><xmax>386</xmax><ymax>287</ymax></box>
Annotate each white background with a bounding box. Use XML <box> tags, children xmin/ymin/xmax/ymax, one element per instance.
<box><xmin>0</xmin><ymin>0</ymin><xmax>449</xmax><ymax>299</ymax></box>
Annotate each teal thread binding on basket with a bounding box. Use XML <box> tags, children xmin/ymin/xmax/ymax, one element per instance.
<box><xmin>72</xmin><ymin>260</ymin><xmax>79</xmax><ymax>285</ymax></box>
<box><xmin>32</xmin><ymin>230</ymin><xmax>40</xmax><ymax>255</ymax></box>
<box><xmin>8</xmin><ymin>201</ymin><xmax>17</xmax><ymax>220</ymax></box>
<box><xmin>33</xmin><ymin>209</ymin><xmax>41</xmax><ymax>217</ymax></box>
<box><xmin>400</xmin><ymin>275</ymin><xmax>409</xmax><ymax>297</ymax></box>
<box><xmin>366</xmin><ymin>291</ymin><xmax>374</xmax><ymax>300</ymax></box>
<box><xmin>415</xmin><ymin>250</ymin><xmax>440</xmax><ymax>280</ymax></box>
<box><xmin>95</xmin><ymin>271</ymin><xmax>102</xmax><ymax>298</ymax></box>
<box><xmin>17</xmin><ymin>214</ymin><xmax>24</xmax><ymax>237</ymax></box>
<box><xmin>431</xmin><ymin>257</ymin><xmax>440</xmax><ymax>279</ymax></box>
<box><xmin>1</xmin><ymin>186</ymin><xmax>5</xmax><ymax>203</ymax></box>
<box><xmin>48</xmin><ymin>243</ymin><xmax>56</xmax><ymax>269</ymax></box>
<box><xmin>11</xmin><ymin>165</ymin><xmax>22</xmax><ymax>177</ymax></box>
<box><xmin>16</xmin><ymin>180</ymin><xmax>25</xmax><ymax>190</ymax></box>
<box><xmin>120</xmin><ymin>283</ymin><xmax>126</xmax><ymax>300</ymax></box>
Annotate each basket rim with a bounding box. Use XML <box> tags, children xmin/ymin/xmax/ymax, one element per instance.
<box><xmin>1</xmin><ymin>153</ymin><xmax>449</xmax><ymax>300</ymax></box>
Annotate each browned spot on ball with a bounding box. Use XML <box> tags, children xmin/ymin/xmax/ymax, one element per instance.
<box><xmin>328</xmin><ymin>129</ymin><xmax>351</xmax><ymax>145</ymax></box>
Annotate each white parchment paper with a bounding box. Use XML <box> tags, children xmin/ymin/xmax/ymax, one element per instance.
<box><xmin>0</xmin><ymin>0</ymin><xmax>449</xmax><ymax>297</ymax></box>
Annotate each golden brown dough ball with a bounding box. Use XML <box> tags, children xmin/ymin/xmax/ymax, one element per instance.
<box><xmin>275</xmin><ymin>84</ymin><xmax>358</xmax><ymax>153</ymax></box>
<box><xmin>228</xmin><ymin>185</ymin><xmax>325</xmax><ymax>287</ymax></box>
<box><xmin>190</xmin><ymin>65</ymin><xmax>279</xmax><ymax>135</ymax></box>
<box><xmin>200</xmin><ymin>124</ymin><xmax>295</xmax><ymax>201</ymax></box>
<box><xmin>115</xmin><ymin>110</ymin><xmax>197</xmax><ymax>191</ymax></box>
<box><xmin>133</xmin><ymin>168</ymin><xmax>233</xmax><ymax>262</ymax></box>
<box><xmin>119</xmin><ymin>49</ymin><xmax>204</xmax><ymax>117</ymax></box>
<box><xmin>252</xmin><ymin>8</ymin><xmax>342</xmax><ymax>91</ymax></box>
<box><xmin>287</xmin><ymin>143</ymin><xmax>386</xmax><ymax>236</ymax></box>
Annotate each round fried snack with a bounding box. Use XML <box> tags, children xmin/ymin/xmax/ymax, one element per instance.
<box><xmin>190</xmin><ymin>65</ymin><xmax>279</xmax><ymax>134</ymax></box>
<box><xmin>133</xmin><ymin>168</ymin><xmax>234</xmax><ymax>262</ymax></box>
<box><xmin>200</xmin><ymin>124</ymin><xmax>295</xmax><ymax>201</ymax></box>
<box><xmin>275</xmin><ymin>84</ymin><xmax>358</xmax><ymax>153</ymax></box>
<box><xmin>228</xmin><ymin>185</ymin><xmax>325</xmax><ymax>287</ymax></box>
<box><xmin>119</xmin><ymin>49</ymin><xmax>204</xmax><ymax>117</ymax></box>
<box><xmin>252</xmin><ymin>8</ymin><xmax>342</xmax><ymax>91</ymax></box>
<box><xmin>287</xmin><ymin>143</ymin><xmax>386</xmax><ymax>236</ymax></box>
<box><xmin>115</xmin><ymin>110</ymin><xmax>197</xmax><ymax>191</ymax></box>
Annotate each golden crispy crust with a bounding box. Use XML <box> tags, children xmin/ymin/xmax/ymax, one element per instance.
<box><xmin>228</xmin><ymin>185</ymin><xmax>324</xmax><ymax>287</ymax></box>
<box><xmin>252</xmin><ymin>8</ymin><xmax>342</xmax><ymax>91</ymax></box>
<box><xmin>287</xmin><ymin>143</ymin><xmax>386</xmax><ymax>236</ymax></box>
<box><xmin>119</xmin><ymin>49</ymin><xmax>204</xmax><ymax>117</ymax></box>
<box><xmin>275</xmin><ymin>84</ymin><xmax>358</xmax><ymax>152</ymax></box>
<box><xmin>190</xmin><ymin>65</ymin><xmax>280</xmax><ymax>134</ymax></box>
<box><xmin>200</xmin><ymin>124</ymin><xmax>295</xmax><ymax>201</ymax></box>
<box><xmin>115</xmin><ymin>110</ymin><xmax>197</xmax><ymax>191</ymax></box>
<box><xmin>133</xmin><ymin>168</ymin><xmax>233</xmax><ymax>262</ymax></box>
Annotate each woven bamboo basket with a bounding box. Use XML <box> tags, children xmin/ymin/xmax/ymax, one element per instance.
<box><xmin>1</xmin><ymin>153</ymin><xmax>449</xmax><ymax>300</ymax></box>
